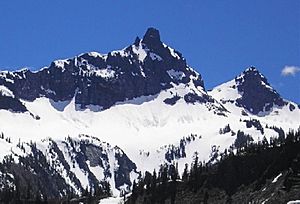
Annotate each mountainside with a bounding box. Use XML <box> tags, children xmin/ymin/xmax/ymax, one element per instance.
<box><xmin>127</xmin><ymin>130</ymin><xmax>300</xmax><ymax>204</ymax></box>
<box><xmin>0</xmin><ymin>28</ymin><xmax>215</xmax><ymax>112</ymax></box>
<box><xmin>0</xmin><ymin>135</ymin><xmax>138</xmax><ymax>198</ymax></box>
<box><xmin>0</xmin><ymin>28</ymin><xmax>299</xmax><ymax>202</ymax></box>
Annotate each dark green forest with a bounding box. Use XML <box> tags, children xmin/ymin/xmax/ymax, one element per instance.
<box><xmin>127</xmin><ymin>129</ymin><xmax>300</xmax><ymax>204</ymax></box>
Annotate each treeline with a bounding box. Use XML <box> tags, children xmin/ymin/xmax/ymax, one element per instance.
<box><xmin>129</xmin><ymin>163</ymin><xmax>180</xmax><ymax>204</ymax></box>
<box><xmin>127</xmin><ymin>128</ymin><xmax>300</xmax><ymax>204</ymax></box>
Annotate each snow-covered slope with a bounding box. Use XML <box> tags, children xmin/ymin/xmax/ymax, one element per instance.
<box><xmin>0</xmin><ymin>76</ymin><xmax>298</xmax><ymax>196</ymax></box>
<box><xmin>0</xmin><ymin>28</ymin><xmax>299</xmax><ymax>199</ymax></box>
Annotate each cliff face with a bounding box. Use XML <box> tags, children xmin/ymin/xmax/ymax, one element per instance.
<box><xmin>0</xmin><ymin>28</ymin><xmax>206</xmax><ymax>111</ymax></box>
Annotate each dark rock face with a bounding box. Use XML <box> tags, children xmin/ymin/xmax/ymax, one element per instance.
<box><xmin>0</xmin><ymin>28</ymin><xmax>205</xmax><ymax>111</ymax></box>
<box><xmin>0</xmin><ymin>135</ymin><xmax>138</xmax><ymax>200</ymax></box>
<box><xmin>114</xmin><ymin>149</ymin><xmax>138</xmax><ymax>189</ymax></box>
<box><xmin>184</xmin><ymin>92</ymin><xmax>214</xmax><ymax>104</ymax></box>
<box><xmin>0</xmin><ymin>95</ymin><xmax>27</xmax><ymax>112</ymax></box>
<box><xmin>163</xmin><ymin>95</ymin><xmax>181</xmax><ymax>105</ymax></box>
<box><xmin>142</xmin><ymin>27</ymin><xmax>162</xmax><ymax>50</ymax></box>
<box><xmin>289</xmin><ymin>103</ymin><xmax>295</xmax><ymax>111</ymax></box>
<box><xmin>3</xmin><ymin>142</ymin><xmax>75</xmax><ymax>199</ymax></box>
<box><xmin>235</xmin><ymin>67</ymin><xmax>286</xmax><ymax>115</ymax></box>
<box><xmin>64</xmin><ymin>136</ymin><xmax>138</xmax><ymax>190</ymax></box>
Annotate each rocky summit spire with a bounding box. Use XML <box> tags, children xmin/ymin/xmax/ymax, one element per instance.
<box><xmin>237</xmin><ymin>66</ymin><xmax>269</xmax><ymax>86</ymax></box>
<box><xmin>235</xmin><ymin>66</ymin><xmax>286</xmax><ymax>114</ymax></box>
<box><xmin>142</xmin><ymin>27</ymin><xmax>162</xmax><ymax>49</ymax></box>
<box><xmin>134</xmin><ymin>36</ymin><xmax>141</xmax><ymax>47</ymax></box>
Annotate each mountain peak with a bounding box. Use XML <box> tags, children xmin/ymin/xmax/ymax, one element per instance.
<box><xmin>242</xmin><ymin>66</ymin><xmax>263</xmax><ymax>78</ymax></box>
<box><xmin>234</xmin><ymin>67</ymin><xmax>286</xmax><ymax>114</ymax></box>
<box><xmin>210</xmin><ymin>67</ymin><xmax>288</xmax><ymax>115</ymax></box>
<box><xmin>142</xmin><ymin>27</ymin><xmax>162</xmax><ymax>49</ymax></box>
<box><xmin>236</xmin><ymin>66</ymin><xmax>269</xmax><ymax>86</ymax></box>
<box><xmin>244</xmin><ymin>66</ymin><xmax>258</xmax><ymax>73</ymax></box>
<box><xmin>0</xmin><ymin>28</ymin><xmax>209</xmax><ymax>111</ymax></box>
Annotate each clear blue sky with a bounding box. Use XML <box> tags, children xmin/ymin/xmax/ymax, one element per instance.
<box><xmin>0</xmin><ymin>0</ymin><xmax>299</xmax><ymax>103</ymax></box>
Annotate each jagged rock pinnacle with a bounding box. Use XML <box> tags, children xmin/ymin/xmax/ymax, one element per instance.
<box><xmin>134</xmin><ymin>36</ymin><xmax>140</xmax><ymax>47</ymax></box>
<box><xmin>142</xmin><ymin>27</ymin><xmax>162</xmax><ymax>49</ymax></box>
